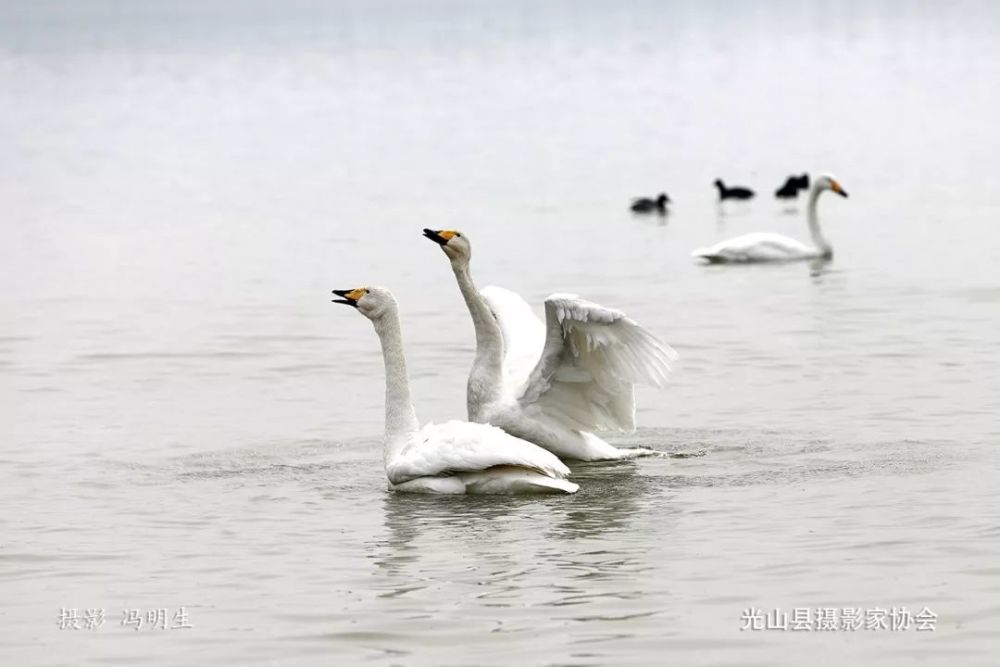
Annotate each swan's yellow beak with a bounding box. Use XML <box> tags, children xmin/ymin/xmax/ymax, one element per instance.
<box><xmin>830</xmin><ymin>180</ymin><xmax>849</xmax><ymax>198</ymax></box>
<box><xmin>422</xmin><ymin>228</ymin><xmax>458</xmax><ymax>246</ymax></box>
<box><xmin>332</xmin><ymin>288</ymin><xmax>366</xmax><ymax>307</ymax></box>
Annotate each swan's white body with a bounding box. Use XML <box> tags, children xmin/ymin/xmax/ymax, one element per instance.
<box><xmin>423</xmin><ymin>231</ymin><xmax>676</xmax><ymax>461</ymax></box>
<box><xmin>387</xmin><ymin>421</ymin><xmax>577</xmax><ymax>494</ymax></box>
<box><xmin>334</xmin><ymin>287</ymin><xmax>577</xmax><ymax>495</ymax></box>
<box><xmin>693</xmin><ymin>174</ymin><xmax>848</xmax><ymax>263</ymax></box>
<box><xmin>694</xmin><ymin>232</ymin><xmax>825</xmax><ymax>263</ymax></box>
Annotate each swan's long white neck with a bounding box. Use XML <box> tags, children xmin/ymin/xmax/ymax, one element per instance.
<box><xmin>371</xmin><ymin>309</ymin><xmax>420</xmax><ymax>451</ymax></box>
<box><xmin>806</xmin><ymin>186</ymin><xmax>832</xmax><ymax>257</ymax></box>
<box><xmin>451</xmin><ymin>259</ymin><xmax>503</xmax><ymax>412</ymax></box>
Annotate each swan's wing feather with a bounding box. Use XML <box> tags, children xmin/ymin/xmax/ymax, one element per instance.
<box><xmin>518</xmin><ymin>294</ymin><xmax>677</xmax><ymax>432</ymax></box>
<box><xmin>480</xmin><ymin>285</ymin><xmax>545</xmax><ymax>392</ymax></box>
<box><xmin>693</xmin><ymin>233</ymin><xmax>812</xmax><ymax>262</ymax></box>
<box><xmin>386</xmin><ymin>420</ymin><xmax>571</xmax><ymax>484</ymax></box>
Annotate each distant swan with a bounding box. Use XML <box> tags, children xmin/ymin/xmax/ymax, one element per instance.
<box><xmin>694</xmin><ymin>174</ymin><xmax>848</xmax><ymax>263</ymax></box>
<box><xmin>714</xmin><ymin>179</ymin><xmax>755</xmax><ymax>201</ymax></box>
<box><xmin>422</xmin><ymin>229</ymin><xmax>676</xmax><ymax>461</ymax></box>
<box><xmin>630</xmin><ymin>193</ymin><xmax>670</xmax><ymax>213</ymax></box>
<box><xmin>332</xmin><ymin>286</ymin><xmax>577</xmax><ymax>494</ymax></box>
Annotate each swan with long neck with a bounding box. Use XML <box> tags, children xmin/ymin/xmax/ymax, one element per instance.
<box><xmin>331</xmin><ymin>286</ymin><xmax>577</xmax><ymax>494</ymax></box>
<box><xmin>422</xmin><ymin>230</ymin><xmax>677</xmax><ymax>462</ymax></box>
<box><xmin>694</xmin><ymin>174</ymin><xmax>848</xmax><ymax>263</ymax></box>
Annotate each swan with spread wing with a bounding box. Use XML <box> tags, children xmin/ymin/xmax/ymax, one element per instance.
<box><xmin>694</xmin><ymin>174</ymin><xmax>848</xmax><ymax>263</ymax></box>
<box><xmin>331</xmin><ymin>286</ymin><xmax>577</xmax><ymax>494</ymax></box>
<box><xmin>422</xmin><ymin>230</ymin><xmax>677</xmax><ymax>461</ymax></box>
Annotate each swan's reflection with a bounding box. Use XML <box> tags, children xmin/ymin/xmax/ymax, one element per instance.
<box><xmin>370</xmin><ymin>455</ymin><xmax>681</xmax><ymax>578</ymax></box>
<box><xmin>374</xmin><ymin>493</ymin><xmax>515</xmax><ymax>571</ymax></box>
<box><xmin>364</xmin><ymin>457</ymin><xmax>682</xmax><ymax>622</ymax></box>
<box><xmin>809</xmin><ymin>256</ymin><xmax>833</xmax><ymax>278</ymax></box>
<box><xmin>544</xmin><ymin>460</ymin><xmax>651</xmax><ymax>540</ymax></box>
<box><xmin>358</xmin><ymin>431</ymin><xmax>694</xmax><ymax>629</ymax></box>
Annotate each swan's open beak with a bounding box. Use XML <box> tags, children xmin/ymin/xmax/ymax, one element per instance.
<box><xmin>332</xmin><ymin>288</ymin><xmax>364</xmax><ymax>307</ymax></box>
<box><xmin>831</xmin><ymin>181</ymin><xmax>849</xmax><ymax>198</ymax></box>
<box><xmin>422</xmin><ymin>228</ymin><xmax>455</xmax><ymax>246</ymax></box>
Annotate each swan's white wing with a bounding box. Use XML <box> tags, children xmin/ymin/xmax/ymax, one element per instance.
<box><xmin>693</xmin><ymin>232</ymin><xmax>815</xmax><ymax>263</ymax></box>
<box><xmin>518</xmin><ymin>294</ymin><xmax>677</xmax><ymax>433</ymax></box>
<box><xmin>480</xmin><ymin>285</ymin><xmax>545</xmax><ymax>393</ymax></box>
<box><xmin>385</xmin><ymin>420</ymin><xmax>571</xmax><ymax>485</ymax></box>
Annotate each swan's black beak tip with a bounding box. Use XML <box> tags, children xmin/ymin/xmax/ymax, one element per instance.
<box><xmin>838</xmin><ymin>190</ymin><xmax>849</xmax><ymax>198</ymax></box>
<box><xmin>422</xmin><ymin>228</ymin><xmax>447</xmax><ymax>245</ymax></box>
<box><xmin>331</xmin><ymin>289</ymin><xmax>359</xmax><ymax>307</ymax></box>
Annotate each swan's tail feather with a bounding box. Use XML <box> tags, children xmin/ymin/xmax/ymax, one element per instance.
<box><xmin>456</xmin><ymin>467</ymin><xmax>579</xmax><ymax>494</ymax></box>
<box><xmin>523</xmin><ymin>476</ymin><xmax>579</xmax><ymax>494</ymax></box>
<box><xmin>692</xmin><ymin>248</ymin><xmax>726</xmax><ymax>263</ymax></box>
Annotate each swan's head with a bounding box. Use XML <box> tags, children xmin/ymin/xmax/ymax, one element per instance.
<box><xmin>331</xmin><ymin>286</ymin><xmax>397</xmax><ymax>320</ymax></box>
<box><xmin>422</xmin><ymin>228</ymin><xmax>471</xmax><ymax>263</ymax></box>
<box><xmin>816</xmin><ymin>174</ymin><xmax>848</xmax><ymax>198</ymax></box>
<box><xmin>657</xmin><ymin>193</ymin><xmax>670</xmax><ymax>205</ymax></box>
<box><xmin>713</xmin><ymin>179</ymin><xmax>724</xmax><ymax>189</ymax></box>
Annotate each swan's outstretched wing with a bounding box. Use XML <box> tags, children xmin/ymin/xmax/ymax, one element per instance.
<box><xmin>385</xmin><ymin>420</ymin><xmax>571</xmax><ymax>485</ymax></box>
<box><xmin>693</xmin><ymin>232</ymin><xmax>814</xmax><ymax>263</ymax></box>
<box><xmin>480</xmin><ymin>285</ymin><xmax>545</xmax><ymax>393</ymax></box>
<box><xmin>517</xmin><ymin>294</ymin><xmax>677</xmax><ymax>433</ymax></box>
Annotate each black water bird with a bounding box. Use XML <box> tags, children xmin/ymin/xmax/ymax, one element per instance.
<box><xmin>775</xmin><ymin>173</ymin><xmax>810</xmax><ymax>199</ymax></box>
<box><xmin>714</xmin><ymin>179</ymin><xmax>755</xmax><ymax>201</ymax></box>
<box><xmin>775</xmin><ymin>176</ymin><xmax>799</xmax><ymax>199</ymax></box>
<box><xmin>630</xmin><ymin>193</ymin><xmax>670</xmax><ymax>213</ymax></box>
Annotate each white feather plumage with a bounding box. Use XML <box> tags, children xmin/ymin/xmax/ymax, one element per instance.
<box><xmin>425</xmin><ymin>232</ymin><xmax>677</xmax><ymax>461</ymax></box>
<box><xmin>335</xmin><ymin>286</ymin><xmax>578</xmax><ymax>495</ymax></box>
<box><xmin>693</xmin><ymin>232</ymin><xmax>819</xmax><ymax>263</ymax></box>
<box><xmin>485</xmin><ymin>288</ymin><xmax>677</xmax><ymax>433</ymax></box>
<box><xmin>385</xmin><ymin>419</ymin><xmax>571</xmax><ymax>485</ymax></box>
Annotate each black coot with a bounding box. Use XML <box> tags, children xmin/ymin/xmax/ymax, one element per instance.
<box><xmin>630</xmin><ymin>193</ymin><xmax>670</xmax><ymax>213</ymax></box>
<box><xmin>714</xmin><ymin>179</ymin><xmax>755</xmax><ymax>201</ymax></box>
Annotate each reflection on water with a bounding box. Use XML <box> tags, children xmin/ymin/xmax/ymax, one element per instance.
<box><xmin>376</xmin><ymin>459</ymin><xmax>663</xmax><ymax>555</ymax></box>
<box><xmin>366</xmin><ymin>454</ymin><xmax>682</xmax><ymax>651</ymax></box>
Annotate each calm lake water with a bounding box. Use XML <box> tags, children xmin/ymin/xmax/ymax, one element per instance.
<box><xmin>2</xmin><ymin>1</ymin><xmax>999</xmax><ymax>664</ymax></box>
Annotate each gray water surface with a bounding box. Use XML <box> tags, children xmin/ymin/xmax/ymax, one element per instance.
<box><xmin>2</xmin><ymin>1</ymin><xmax>999</xmax><ymax>665</ymax></box>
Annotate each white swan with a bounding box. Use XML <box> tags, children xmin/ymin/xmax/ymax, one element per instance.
<box><xmin>422</xmin><ymin>230</ymin><xmax>677</xmax><ymax>461</ymax></box>
<box><xmin>693</xmin><ymin>174</ymin><xmax>849</xmax><ymax>263</ymax></box>
<box><xmin>331</xmin><ymin>286</ymin><xmax>577</xmax><ymax>494</ymax></box>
